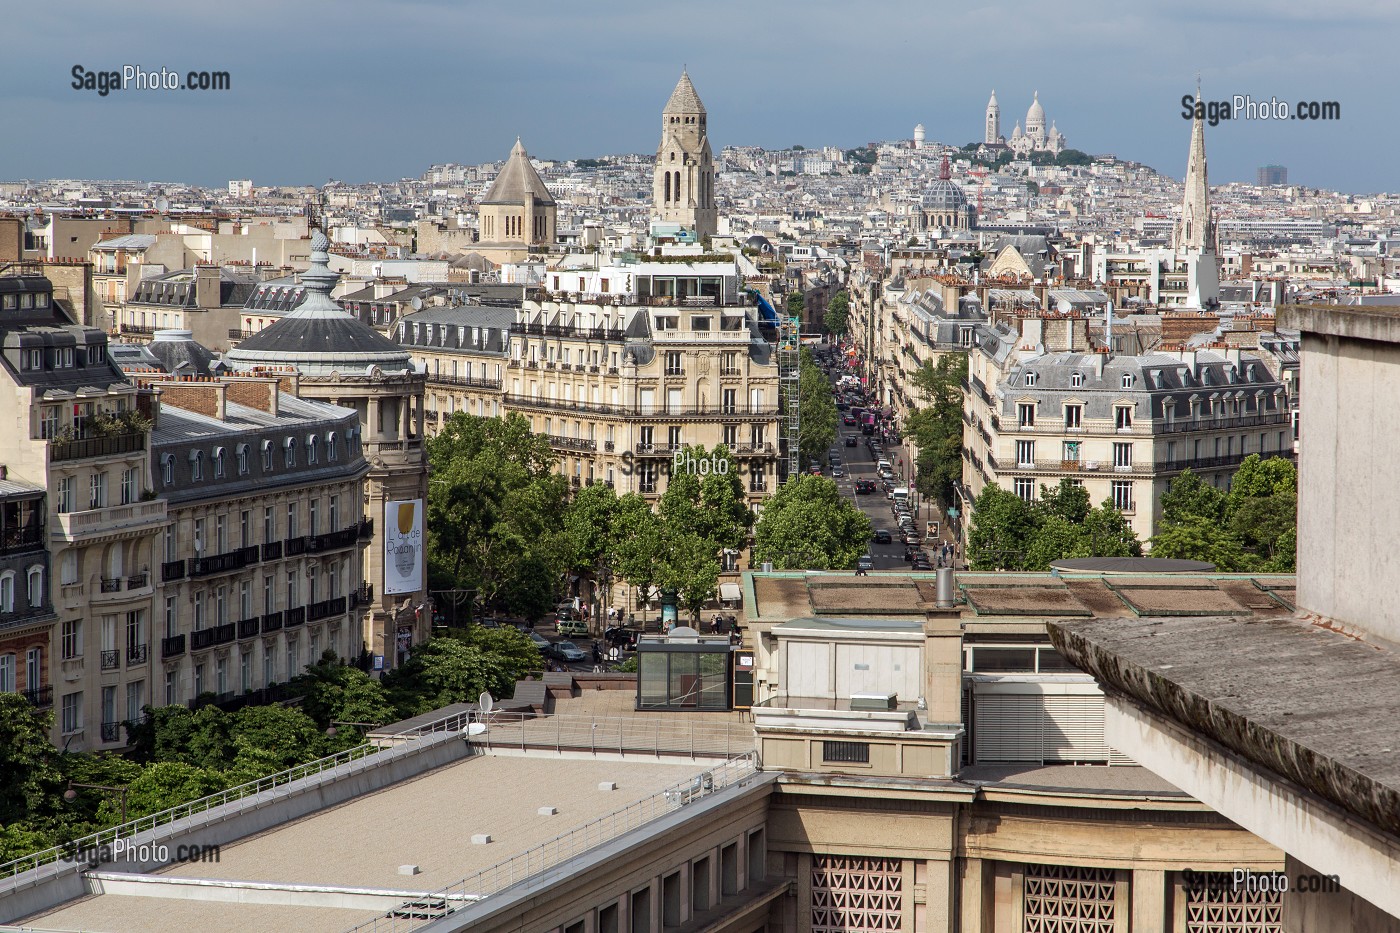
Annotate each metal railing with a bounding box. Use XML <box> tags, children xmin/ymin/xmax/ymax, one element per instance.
<box><xmin>342</xmin><ymin>749</ymin><xmax>760</xmax><ymax>933</ymax></box>
<box><xmin>49</xmin><ymin>432</ymin><xmax>145</xmax><ymax>462</ymax></box>
<box><xmin>471</xmin><ymin>711</ymin><xmax>755</xmax><ymax>759</ymax></box>
<box><xmin>0</xmin><ymin>705</ymin><xmax>479</xmax><ymax>884</ymax></box>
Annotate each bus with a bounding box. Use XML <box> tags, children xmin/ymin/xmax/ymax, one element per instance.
<box><xmin>861</xmin><ymin>411</ymin><xmax>876</xmax><ymax>435</ymax></box>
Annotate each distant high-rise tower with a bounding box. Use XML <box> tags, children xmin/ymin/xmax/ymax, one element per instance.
<box><xmin>1175</xmin><ymin>90</ymin><xmax>1220</xmax><ymax>308</ymax></box>
<box><xmin>985</xmin><ymin>91</ymin><xmax>1001</xmax><ymax>145</ymax></box>
<box><xmin>652</xmin><ymin>70</ymin><xmax>717</xmax><ymax>240</ymax></box>
<box><xmin>913</xmin><ymin>123</ymin><xmax>926</xmax><ymax>149</ymax></box>
<box><xmin>1257</xmin><ymin>164</ymin><xmax>1289</xmax><ymax>186</ymax></box>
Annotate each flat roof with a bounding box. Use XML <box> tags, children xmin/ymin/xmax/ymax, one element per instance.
<box><xmin>29</xmin><ymin>755</ymin><xmax>700</xmax><ymax>933</ymax></box>
<box><xmin>773</xmin><ymin>617</ymin><xmax>925</xmax><ymax>634</ymax></box>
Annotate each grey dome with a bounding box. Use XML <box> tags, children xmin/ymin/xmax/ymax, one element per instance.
<box><xmin>921</xmin><ymin>179</ymin><xmax>968</xmax><ymax>211</ymax></box>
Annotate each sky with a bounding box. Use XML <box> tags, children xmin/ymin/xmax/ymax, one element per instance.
<box><xmin>1</xmin><ymin>0</ymin><xmax>1390</xmax><ymax>193</ymax></box>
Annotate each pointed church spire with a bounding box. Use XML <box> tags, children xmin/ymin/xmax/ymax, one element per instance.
<box><xmin>1177</xmin><ymin>87</ymin><xmax>1213</xmax><ymax>252</ymax></box>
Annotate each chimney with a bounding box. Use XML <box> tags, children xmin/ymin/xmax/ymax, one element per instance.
<box><xmin>195</xmin><ymin>264</ymin><xmax>221</xmax><ymax>310</ymax></box>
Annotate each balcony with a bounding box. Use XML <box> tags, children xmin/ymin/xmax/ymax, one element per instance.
<box><xmin>22</xmin><ymin>685</ymin><xmax>52</xmax><ymax>708</ymax></box>
<box><xmin>425</xmin><ymin>372</ymin><xmax>504</xmax><ymax>390</ymax></box>
<box><xmin>261</xmin><ymin>611</ymin><xmax>284</xmax><ymax>633</ymax></box>
<box><xmin>100</xmin><ymin>649</ymin><xmax>119</xmax><ymax>670</ymax></box>
<box><xmin>309</xmin><ymin>526</ymin><xmax>359</xmax><ymax>553</ymax></box>
<box><xmin>1157</xmin><ymin>412</ymin><xmax>1292</xmax><ymax>435</ymax></box>
<box><xmin>633</xmin><ymin>443</ymin><xmax>684</xmax><ymax>458</ymax></box>
<box><xmin>190</xmin><ymin>546</ymin><xmax>258</xmax><ymax>579</ymax></box>
<box><xmin>350</xmin><ymin>583</ymin><xmax>374</xmax><ymax>610</ymax></box>
<box><xmin>99</xmin><ymin>578</ymin><xmax>122</xmax><ymax>594</ymax></box>
<box><xmin>357</xmin><ymin>518</ymin><xmax>374</xmax><ymax>540</ymax></box>
<box><xmin>162</xmin><ymin>559</ymin><xmax>186</xmax><ymax>582</ymax></box>
<box><xmin>509</xmin><ymin>322</ymin><xmax>627</xmax><ymax>342</ymax></box>
<box><xmin>284</xmin><ymin>606</ymin><xmax>306</xmax><ymax>628</ymax></box>
<box><xmin>212</xmin><ymin>623</ymin><xmax>235</xmax><ymax>645</ymax></box>
<box><xmin>1157</xmin><ymin>450</ymin><xmax>1294</xmax><ymax>473</ymax></box>
<box><xmin>307</xmin><ymin>596</ymin><xmax>347</xmax><ymax>622</ymax></box>
<box><xmin>190</xmin><ymin>628</ymin><xmax>216</xmax><ymax>651</ymax></box>
<box><xmin>546</xmin><ymin>435</ymin><xmax>597</xmax><ymax>453</ymax></box>
<box><xmin>52</xmin><ymin>499</ymin><xmax>167</xmax><ymax>545</ymax></box>
<box><xmin>127</xmin><ymin>571</ymin><xmax>148</xmax><ymax>589</ymax></box>
<box><xmin>0</xmin><ymin>527</ymin><xmax>44</xmax><ymax>556</ymax></box>
<box><xmin>237</xmin><ymin>618</ymin><xmax>260</xmax><ymax>639</ymax></box>
<box><xmin>285</xmin><ymin>536</ymin><xmax>309</xmax><ymax>557</ymax></box>
<box><xmin>100</xmin><ymin>722</ymin><xmax>122</xmax><ymax>743</ymax></box>
<box><xmin>261</xmin><ymin>541</ymin><xmax>283</xmax><ymax>562</ymax></box>
<box><xmin>127</xmin><ymin>643</ymin><xmax>148</xmax><ymax>665</ymax></box>
<box><xmin>161</xmin><ymin>634</ymin><xmax>185</xmax><ymax>658</ymax></box>
<box><xmin>1025</xmin><ymin>459</ymin><xmax>1156</xmax><ymax>475</ymax></box>
<box><xmin>49</xmin><ymin>432</ymin><xmax>145</xmax><ymax>463</ymax></box>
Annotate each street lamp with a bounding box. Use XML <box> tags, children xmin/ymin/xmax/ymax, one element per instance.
<box><xmin>64</xmin><ymin>781</ymin><xmax>129</xmax><ymax>826</ymax></box>
<box><xmin>326</xmin><ymin>720</ymin><xmax>381</xmax><ymax>738</ymax></box>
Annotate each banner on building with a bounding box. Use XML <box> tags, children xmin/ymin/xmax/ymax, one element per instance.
<box><xmin>384</xmin><ymin>499</ymin><xmax>423</xmax><ymax>596</ymax></box>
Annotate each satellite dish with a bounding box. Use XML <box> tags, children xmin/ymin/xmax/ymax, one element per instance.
<box><xmin>410</xmin><ymin>296</ymin><xmax>423</xmax><ymax>311</ymax></box>
<box><xmin>478</xmin><ymin>692</ymin><xmax>494</xmax><ymax>714</ymax></box>
<box><xmin>466</xmin><ymin>722</ymin><xmax>488</xmax><ymax>735</ymax></box>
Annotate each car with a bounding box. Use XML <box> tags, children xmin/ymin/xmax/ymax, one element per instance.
<box><xmin>872</xmin><ymin>529</ymin><xmax>892</xmax><ymax>544</ymax></box>
<box><xmin>556</xmin><ymin>619</ymin><xmax>590</xmax><ymax>639</ymax></box>
<box><xmin>912</xmin><ymin>559</ymin><xmax>934</xmax><ymax>571</ymax></box>
<box><xmin>856</xmin><ymin>555</ymin><xmax>874</xmax><ymax>573</ymax></box>
<box><xmin>844</xmin><ymin>436</ymin><xmax>858</xmax><ymax>447</ymax></box>
<box><xmin>837</xmin><ymin>402</ymin><xmax>849</xmax><ymax>412</ymax></box>
<box><xmin>842</xmin><ymin>415</ymin><xmax>856</xmax><ymax>425</ymax></box>
<box><xmin>527</xmin><ymin>631</ymin><xmax>551</xmax><ymax>651</ymax></box>
<box><xmin>855</xmin><ymin>479</ymin><xmax>876</xmax><ymax>494</ymax></box>
<box><xmin>549</xmin><ymin>640</ymin><xmax>587</xmax><ymax>663</ymax></box>
<box><xmin>808</xmin><ymin>464</ymin><xmax>822</xmax><ymax>475</ymax></box>
<box><xmin>832</xmin><ymin>467</ymin><xmax>844</xmax><ymax>478</ymax></box>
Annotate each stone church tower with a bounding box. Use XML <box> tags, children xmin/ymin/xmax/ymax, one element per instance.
<box><xmin>1174</xmin><ymin>91</ymin><xmax>1220</xmax><ymax>308</ymax></box>
<box><xmin>652</xmin><ymin>71</ymin><xmax>717</xmax><ymax>241</ymax></box>
<box><xmin>475</xmin><ymin>138</ymin><xmax>557</xmax><ymax>264</ymax></box>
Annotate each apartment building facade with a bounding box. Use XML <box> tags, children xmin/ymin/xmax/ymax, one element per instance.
<box><xmin>963</xmin><ymin>314</ymin><xmax>1293</xmax><ymax>542</ymax></box>
<box><xmin>397</xmin><ymin>256</ymin><xmax>784</xmax><ymax>501</ymax></box>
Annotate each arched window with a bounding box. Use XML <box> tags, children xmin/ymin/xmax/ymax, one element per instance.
<box><xmin>284</xmin><ymin>437</ymin><xmax>297</xmax><ymax>468</ymax></box>
<box><xmin>327</xmin><ymin>432</ymin><xmax>338</xmax><ymax>462</ymax></box>
<box><xmin>213</xmin><ymin>446</ymin><xmax>226</xmax><ymax>478</ymax></box>
<box><xmin>161</xmin><ymin>454</ymin><xmax>174</xmax><ymax>486</ymax></box>
<box><xmin>236</xmin><ymin>444</ymin><xmax>249</xmax><ymax>475</ymax></box>
<box><xmin>0</xmin><ymin>572</ymin><xmax>13</xmax><ymax>613</ymax></box>
<box><xmin>26</xmin><ymin>566</ymin><xmax>42</xmax><ymax>608</ymax></box>
<box><xmin>190</xmin><ymin>450</ymin><xmax>204</xmax><ymax>481</ymax></box>
<box><xmin>664</xmin><ymin>172</ymin><xmax>671</xmax><ymax>203</ymax></box>
<box><xmin>307</xmin><ymin>434</ymin><xmax>319</xmax><ymax>465</ymax></box>
<box><xmin>262</xmin><ymin>439</ymin><xmax>274</xmax><ymax>471</ymax></box>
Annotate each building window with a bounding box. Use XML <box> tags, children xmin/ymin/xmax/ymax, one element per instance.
<box><xmin>1112</xmin><ymin>442</ymin><xmax>1132</xmax><ymax>470</ymax></box>
<box><xmin>307</xmin><ymin>436</ymin><xmax>318</xmax><ymax>465</ymax></box>
<box><xmin>1111</xmin><ymin>479</ymin><xmax>1133</xmax><ymax>511</ymax></box>
<box><xmin>213</xmin><ymin>448</ymin><xmax>226</xmax><ymax>479</ymax></box>
<box><xmin>61</xmin><ymin>691</ymin><xmax>82</xmax><ymax>735</ymax></box>
<box><xmin>1121</xmin><ymin>372</ymin><xmax>1135</xmax><ymax>389</ymax></box>
<box><xmin>190</xmin><ymin>451</ymin><xmax>204</xmax><ymax>481</ymax></box>
<box><xmin>0</xmin><ymin>654</ymin><xmax>13</xmax><ymax>693</ymax></box>
<box><xmin>236</xmin><ymin>444</ymin><xmax>249</xmax><ymax>475</ymax></box>
<box><xmin>1018</xmin><ymin>403</ymin><xmax>1035</xmax><ymax>428</ymax></box>
<box><xmin>821</xmin><ymin>741</ymin><xmax>870</xmax><ymax>764</ymax></box>
<box><xmin>162</xmin><ymin>455</ymin><xmax>174</xmax><ymax>486</ymax></box>
<box><xmin>1015</xmin><ymin>440</ymin><xmax>1035</xmax><ymax>467</ymax></box>
<box><xmin>120</xmin><ymin>467</ymin><xmax>137</xmax><ymax>505</ymax></box>
<box><xmin>62</xmin><ymin>618</ymin><xmax>81</xmax><ymax>659</ymax></box>
<box><xmin>327</xmin><ymin>433</ymin><xmax>338</xmax><ymax>461</ymax></box>
<box><xmin>1064</xmin><ymin>405</ymin><xmax>1082</xmax><ymax>429</ymax></box>
<box><xmin>1070</xmin><ymin>371</ymin><xmax>1084</xmax><ymax>388</ymax></box>
<box><xmin>664</xmin><ymin>351</ymin><xmax>683</xmax><ymax>376</ymax></box>
<box><xmin>89</xmin><ymin>472</ymin><xmax>107</xmax><ymax>510</ymax></box>
<box><xmin>0</xmin><ymin>573</ymin><xmax>13</xmax><ymax>613</ymax></box>
<box><xmin>39</xmin><ymin>407</ymin><xmax>59</xmax><ymax>438</ymax></box>
<box><xmin>284</xmin><ymin>438</ymin><xmax>296</xmax><ymax>468</ymax></box>
<box><xmin>26</xmin><ymin>566</ymin><xmax>43</xmax><ymax>608</ymax></box>
<box><xmin>1114</xmin><ymin>406</ymin><xmax>1133</xmax><ymax>430</ymax></box>
<box><xmin>165</xmin><ymin>668</ymin><xmax>178</xmax><ymax>706</ymax></box>
<box><xmin>1014</xmin><ymin>478</ymin><xmax>1035</xmax><ymax>502</ymax></box>
<box><xmin>165</xmin><ymin>597</ymin><xmax>178</xmax><ymax>638</ymax></box>
<box><xmin>1023</xmin><ymin>371</ymin><xmax>1038</xmax><ymax>387</ymax></box>
<box><xmin>56</xmin><ymin>477</ymin><xmax>74</xmax><ymax>513</ymax></box>
<box><xmin>262</xmin><ymin>441</ymin><xmax>274</xmax><ymax>471</ymax></box>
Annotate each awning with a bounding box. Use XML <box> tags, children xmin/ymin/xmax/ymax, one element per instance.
<box><xmin>719</xmin><ymin>582</ymin><xmax>742</xmax><ymax>602</ymax></box>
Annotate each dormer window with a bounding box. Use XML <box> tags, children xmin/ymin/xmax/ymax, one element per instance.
<box><xmin>213</xmin><ymin>447</ymin><xmax>226</xmax><ymax>479</ymax></box>
<box><xmin>262</xmin><ymin>439</ymin><xmax>274</xmax><ymax>471</ymax></box>
<box><xmin>284</xmin><ymin>437</ymin><xmax>296</xmax><ymax>468</ymax></box>
<box><xmin>190</xmin><ymin>450</ymin><xmax>204</xmax><ymax>481</ymax></box>
<box><xmin>1070</xmin><ymin>371</ymin><xmax>1083</xmax><ymax>387</ymax></box>
<box><xmin>236</xmin><ymin>444</ymin><xmax>249</xmax><ymax>475</ymax></box>
<box><xmin>1121</xmin><ymin>373</ymin><xmax>1135</xmax><ymax>389</ymax></box>
<box><xmin>161</xmin><ymin>454</ymin><xmax>175</xmax><ymax>486</ymax></box>
<box><xmin>1023</xmin><ymin>371</ymin><xmax>1038</xmax><ymax>387</ymax></box>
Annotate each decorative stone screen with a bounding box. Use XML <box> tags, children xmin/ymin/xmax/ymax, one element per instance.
<box><xmin>811</xmin><ymin>855</ymin><xmax>902</xmax><ymax>933</ymax></box>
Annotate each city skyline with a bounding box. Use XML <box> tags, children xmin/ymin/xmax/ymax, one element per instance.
<box><xmin>0</xmin><ymin>0</ymin><xmax>1382</xmax><ymax>192</ymax></box>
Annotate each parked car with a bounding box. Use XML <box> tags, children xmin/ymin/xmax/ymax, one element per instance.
<box><xmin>604</xmin><ymin>626</ymin><xmax>640</xmax><ymax>650</ymax></box>
<box><xmin>842</xmin><ymin>415</ymin><xmax>856</xmax><ymax>425</ymax></box>
<box><xmin>528</xmin><ymin>631</ymin><xmax>552</xmax><ymax>651</ymax></box>
<box><xmin>856</xmin><ymin>555</ymin><xmax>874</xmax><ymax>573</ymax></box>
<box><xmin>556</xmin><ymin>619</ymin><xmax>590</xmax><ymax>639</ymax></box>
<box><xmin>855</xmin><ymin>479</ymin><xmax>876</xmax><ymax>494</ymax></box>
<box><xmin>549</xmin><ymin>640</ymin><xmax>587</xmax><ymax>663</ymax></box>
<box><xmin>912</xmin><ymin>557</ymin><xmax>934</xmax><ymax>571</ymax></box>
<box><xmin>872</xmin><ymin>529</ymin><xmax>892</xmax><ymax>544</ymax></box>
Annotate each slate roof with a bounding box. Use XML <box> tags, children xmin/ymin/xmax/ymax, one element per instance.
<box><xmin>664</xmin><ymin>71</ymin><xmax>706</xmax><ymax>114</ymax></box>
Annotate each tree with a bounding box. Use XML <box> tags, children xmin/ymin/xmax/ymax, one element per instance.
<box><xmin>753</xmin><ymin>475</ymin><xmax>873</xmax><ymax>570</ymax></box>
<box><xmin>968</xmin><ymin>481</ymin><xmax>1141</xmax><ymax>571</ymax></box>
<box><xmin>785</xmin><ymin>292</ymin><xmax>804</xmax><ymax>319</ymax></box>
<box><xmin>426</xmin><ymin>413</ymin><xmax>570</xmax><ymax>610</ymax></box>
<box><xmin>611</xmin><ymin>493</ymin><xmax>663</xmax><ymax>620</ymax></box>
<box><xmin>655</xmin><ymin>529</ymin><xmax>722</xmax><ymax>624</ymax></box>
<box><xmin>659</xmin><ymin>445</ymin><xmax>752</xmax><ymax>554</ymax></box>
<box><xmin>1150</xmin><ymin>518</ymin><xmax>1254</xmax><ymax>572</ymax></box>
<box><xmin>1160</xmin><ymin>469</ymin><xmax>1226</xmax><ymax>525</ymax></box>
<box><xmin>291</xmin><ymin>652</ymin><xmax>396</xmax><ymax>730</ymax></box>
<box><xmin>798</xmin><ymin>348</ymin><xmax>837</xmax><ymax>466</ymax></box>
<box><xmin>1151</xmin><ymin>457</ymin><xmax>1297</xmax><ymax>571</ymax></box>
<box><xmin>905</xmin><ymin>354</ymin><xmax>968</xmax><ymax>506</ymax></box>
<box><xmin>825</xmin><ymin>290</ymin><xmax>850</xmax><ymax>337</ymax></box>
<box><xmin>384</xmin><ymin>628</ymin><xmax>539</xmax><ymax>716</ymax></box>
<box><xmin>563</xmin><ymin>481</ymin><xmax>619</xmax><ymax>579</ymax></box>
<box><xmin>0</xmin><ymin>695</ymin><xmax>64</xmax><ymax>827</ymax></box>
<box><xmin>224</xmin><ymin>706</ymin><xmax>328</xmax><ymax>782</ymax></box>
<box><xmin>114</xmin><ymin>762</ymin><xmax>227</xmax><ymax>821</ymax></box>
